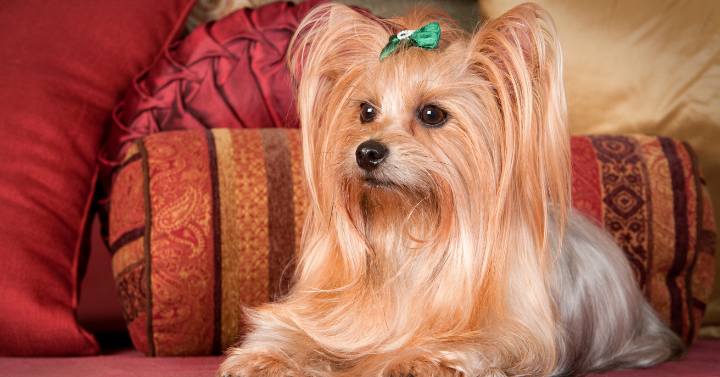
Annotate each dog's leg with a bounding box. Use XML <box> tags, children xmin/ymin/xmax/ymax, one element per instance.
<box><xmin>219</xmin><ymin>351</ymin><xmax>301</xmax><ymax>377</ymax></box>
<box><xmin>355</xmin><ymin>341</ymin><xmax>510</xmax><ymax>377</ymax></box>
<box><xmin>383</xmin><ymin>358</ymin><xmax>461</xmax><ymax>377</ymax></box>
<box><xmin>217</xmin><ymin>305</ymin><xmax>329</xmax><ymax>377</ymax></box>
<box><xmin>380</xmin><ymin>354</ymin><xmax>510</xmax><ymax>377</ymax></box>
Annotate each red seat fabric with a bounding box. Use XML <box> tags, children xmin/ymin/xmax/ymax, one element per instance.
<box><xmin>1</xmin><ymin>340</ymin><xmax>718</xmax><ymax>377</ymax></box>
<box><xmin>591</xmin><ymin>340</ymin><xmax>720</xmax><ymax>376</ymax></box>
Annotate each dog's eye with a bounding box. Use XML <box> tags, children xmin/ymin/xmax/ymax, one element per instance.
<box><xmin>418</xmin><ymin>104</ymin><xmax>448</xmax><ymax>128</ymax></box>
<box><xmin>359</xmin><ymin>102</ymin><xmax>377</xmax><ymax>124</ymax></box>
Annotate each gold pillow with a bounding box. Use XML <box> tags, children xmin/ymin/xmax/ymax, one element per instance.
<box><xmin>479</xmin><ymin>0</ymin><xmax>720</xmax><ymax>335</ymax></box>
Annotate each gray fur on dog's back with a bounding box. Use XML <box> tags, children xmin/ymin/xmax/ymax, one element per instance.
<box><xmin>551</xmin><ymin>211</ymin><xmax>684</xmax><ymax>376</ymax></box>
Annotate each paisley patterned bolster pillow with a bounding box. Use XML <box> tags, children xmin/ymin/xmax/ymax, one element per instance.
<box><xmin>108</xmin><ymin>129</ymin><xmax>716</xmax><ymax>356</ymax></box>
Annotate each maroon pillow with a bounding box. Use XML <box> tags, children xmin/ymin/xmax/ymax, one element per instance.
<box><xmin>0</xmin><ymin>0</ymin><xmax>195</xmax><ymax>356</ymax></box>
<box><xmin>103</xmin><ymin>0</ymin><xmax>325</xmax><ymax>165</ymax></box>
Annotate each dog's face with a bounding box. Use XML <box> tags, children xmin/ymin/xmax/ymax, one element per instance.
<box><xmin>291</xmin><ymin>3</ymin><xmax>569</xmax><ymax>258</ymax></box>
<box><xmin>328</xmin><ymin>46</ymin><xmax>493</xmax><ymax>214</ymax></box>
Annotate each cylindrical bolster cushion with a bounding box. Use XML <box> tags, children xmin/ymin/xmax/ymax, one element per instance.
<box><xmin>109</xmin><ymin>129</ymin><xmax>716</xmax><ymax>356</ymax></box>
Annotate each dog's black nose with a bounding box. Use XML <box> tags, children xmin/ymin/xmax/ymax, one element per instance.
<box><xmin>355</xmin><ymin>140</ymin><xmax>388</xmax><ymax>171</ymax></box>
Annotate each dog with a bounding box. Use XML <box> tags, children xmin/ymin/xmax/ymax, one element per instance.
<box><xmin>218</xmin><ymin>3</ymin><xmax>683</xmax><ymax>376</ymax></box>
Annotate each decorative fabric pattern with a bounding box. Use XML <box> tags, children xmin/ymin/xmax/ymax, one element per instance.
<box><xmin>593</xmin><ymin>136</ymin><xmax>654</xmax><ymax>291</ymax></box>
<box><xmin>109</xmin><ymin>148</ymin><xmax>146</xmax><ymax>249</ymax></box>
<box><xmin>110</xmin><ymin>130</ymin><xmax>716</xmax><ymax>356</ymax></box>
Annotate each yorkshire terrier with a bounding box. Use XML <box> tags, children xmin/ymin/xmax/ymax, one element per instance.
<box><xmin>218</xmin><ymin>3</ymin><xmax>683</xmax><ymax>376</ymax></box>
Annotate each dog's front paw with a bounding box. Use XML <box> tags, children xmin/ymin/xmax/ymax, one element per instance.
<box><xmin>218</xmin><ymin>350</ymin><xmax>301</xmax><ymax>377</ymax></box>
<box><xmin>385</xmin><ymin>359</ymin><xmax>459</xmax><ymax>377</ymax></box>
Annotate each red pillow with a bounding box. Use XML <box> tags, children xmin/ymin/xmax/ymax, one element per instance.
<box><xmin>0</xmin><ymin>0</ymin><xmax>195</xmax><ymax>356</ymax></box>
<box><xmin>103</xmin><ymin>0</ymin><xmax>325</xmax><ymax>164</ymax></box>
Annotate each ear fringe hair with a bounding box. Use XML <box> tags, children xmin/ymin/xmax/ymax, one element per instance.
<box><xmin>469</xmin><ymin>3</ymin><xmax>570</xmax><ymax>263</ymax></box>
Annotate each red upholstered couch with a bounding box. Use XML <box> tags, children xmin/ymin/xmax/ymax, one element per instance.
<box><xmin>1</xmin><ymin>1</ymin><xmax>718</xmax><ymax>376</ymax></box>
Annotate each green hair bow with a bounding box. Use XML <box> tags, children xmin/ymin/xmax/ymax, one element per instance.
<box><xmin>379</xmin><ymin>22</ymin><xmax>441</xmax><ymax>61</ymax></box>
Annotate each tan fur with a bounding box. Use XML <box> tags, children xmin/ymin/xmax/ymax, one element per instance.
<box><xmin>218</xmin><ymin>3</ymin><xmax>681</xmax><ymax>376</ymax></box>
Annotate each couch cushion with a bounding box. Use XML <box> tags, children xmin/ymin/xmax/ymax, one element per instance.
<box><xmin>110</xmin><ymin>129</ymin><xmax>307</xmax><ymax>356</ymax></box>
<box><xmin>0</xmin><ymin>0</ymin><xmax>195</xmax><ymax>356</ymax></box>
<box><xmin>108</xmin><ymin>129</ymin><xmax>715</xmax><ymax>356</ymax></box>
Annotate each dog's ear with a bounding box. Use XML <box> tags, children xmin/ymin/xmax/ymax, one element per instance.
<box><xmin>288</xmin><ymin>4</ymin><xmax>388</xmax><ymax>131</ymax></box>
<box><xmin>469</xmin><ymin>3</ymin><xmax>570</xmax><ymax>252</ymax></box>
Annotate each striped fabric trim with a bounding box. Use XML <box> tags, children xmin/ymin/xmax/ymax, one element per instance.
<box><xmin>261</xmin><ymin>129</ymin><xmax>297</xmax><ymax>300</ymax></box>
<box><xmin>109</xmin><ymin>226</ymin><xmax>145</xmax><ymax>254</ymax></box>
<box><xmin>660</xmin><ymin>137</ymin><xmax>690</xmax><ymax>338</ymax></box>
<box><xmin>138</xmin><ymin>139</ymin><xmax>155</xmax><ymax>357</ymax></box>
<box><xmin>206</xmin><ymin>130</ymin><xmax>223</xmax><ymax>355</ymax></box>
<box><xmin>210</xmin><ymin>128</ymin><xmax>299</xmax><ymax>349</ymax></box>
<box><xmin>286</xmin><ymin>131</ymin><xmax>306</xmax><ymax>260</ymax></box>
<box><xmin>638</xmin><ymin>139</ymin><xmax>655</xmax><ymax>299</ymax></box>
<box><xmin>215</xmin><ymin>129</ymin><xmax>271</xmax><ymax>349</ymax></box>
<box><xmin>592</xmin><ymin>136</ymin><xmax>653</xmax><ymax>289</ymax></box>
<box><xmin>112</xmin><ymin>152</ymin><xmax>142</xmax><ymax>175</ymax></box>
<box><xmin>640</xmin><ymin>137</ymin><xmax>674</xmax><ymax>323</ymax></box>
<box><xmin>685</xmin><ymin>141</ymin><xmax>704</xmax><ymax>342</ymax></box>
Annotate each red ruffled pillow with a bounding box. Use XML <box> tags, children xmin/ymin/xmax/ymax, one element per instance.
<box><xmin>0</xmin><ymin>0</ymin><xmax>195</xmax><ymax>356</ymax></box>
<box><xmin>103</xmin><ymin>0</ymin><xmax>326</xmax><ymax>166</ymax></box>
